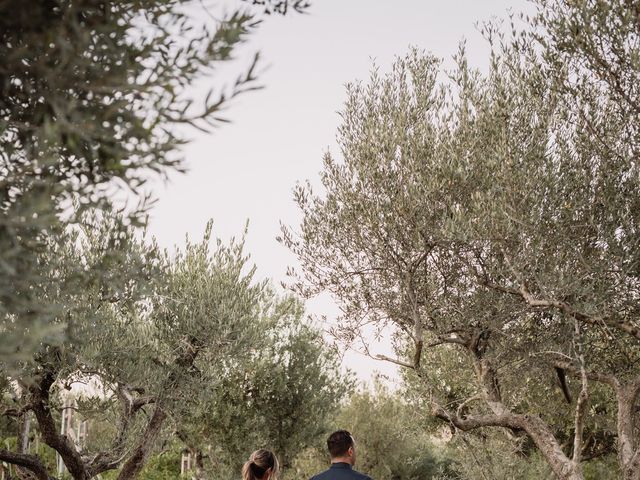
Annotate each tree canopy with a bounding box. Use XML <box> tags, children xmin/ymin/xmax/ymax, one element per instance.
<box><xmin>283</xmin><ymin>2</ymin><xmax>640</xmax><ymax>479</ymax></box>
<box><xmin>0</xmin><ymin>0</ymin><xmax>306</xmax><ymax>369</ymax></box>
<box><xmin>0</xmin><ymin>1</ymin><xmax>339</xmax><ymax>479</ymax></box>
<box><xmin>1</xmin><ymin>216</ymin><xmax>349</xmax><ymax>480</ymax></box>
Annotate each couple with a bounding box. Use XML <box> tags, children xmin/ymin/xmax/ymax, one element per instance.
<box><xmin>242</xmin><ymin>430</ymin><xmax>372</xmax><ymax>480</ymax></box>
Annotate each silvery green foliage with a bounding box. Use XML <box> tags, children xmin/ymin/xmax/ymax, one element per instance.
<box><xmin>283</xmin><ymin>2</ymin><xmax>639</xmax><ymax>478</ymax></box>
<box><xmin>0</xmin><ymin>218</ymin><xmax>278</xmax><ymax>479</ymax></box>
<box><xmin>336</xmin><ymin>381</ymin><xmax>456</xmax><ymax>480</ymax></box>
<box><xmin>176</xmin><ymin>296</ymin><xmax>353</xmax><ymax>479</ymax></box>
<box><xmin>0</xmin><ymin>0</ymin><xmax>297</xmax><ymax>368</ymax></box>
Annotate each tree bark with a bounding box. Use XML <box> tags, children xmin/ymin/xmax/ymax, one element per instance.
<box><xmin>87</xmin><ymin>385</ymin><xmax>155</xmax><ymax>476</ymax></box>
<box><xmin>0</xmin><ymin>449</ymin><xmax>55</xmax><ymax>480</ymax></box>
<box><xmin>29</xmin><ymin>365</ymin><xmax>89</xmax><ymax>480</ymax></box>
<box><xmin>432</xmin><ymin>406</ymin><xmax>583</xmax><ymax>480</ymax></box>
<box><xmin>115</xmin><ymin>405</ymin><xmax>167</xmax><ymax>480</ymax></box>
<box><xmin>616</xmin><ymin>378</ymin><xmax>640</xmax><ymax>480</ymax></box>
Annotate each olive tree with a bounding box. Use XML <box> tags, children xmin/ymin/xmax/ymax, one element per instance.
<box><xmin>282</xmin><ymin>2</ymin><xmax>639</xmax><ymax>479</ymax></box>
<box><xmin>336</xmin><ymin>381</ymin><xmax>454</xmax><ymax>480</ymax></box>
<box><xmin>0</xmin><ymin>0</ymin><xmax>306</xmax><ymax>368</ymax></box>
<box><xmin>0</xmin><ymin>219</ymin><xmax>273</xmax><ymax>480</ymax></box>
<box><xmin>176</xmin><ymin>297</ymin><xmax>352</xmax><ymax>479</ymax></box>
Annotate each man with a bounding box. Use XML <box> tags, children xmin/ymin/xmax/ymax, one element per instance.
<box><xmin>310</xmin><ymin>430</ymin><xmax>372</xmax><ymax>480</ymax></box>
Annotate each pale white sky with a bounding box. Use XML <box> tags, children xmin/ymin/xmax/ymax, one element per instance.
<box><xmin>146</xmin><ymin>0</ymin><xmax>530</xmax><ymax>384</ymax></box>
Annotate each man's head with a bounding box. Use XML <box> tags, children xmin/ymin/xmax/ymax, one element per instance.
<box><xmin>327</xmin><ymin>430</ymin><xmax>357</xmax><ymax>466</ymax></box>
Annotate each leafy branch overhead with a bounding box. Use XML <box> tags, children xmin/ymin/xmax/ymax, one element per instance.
<box><xmin>0</xmin><ymin>0</ymin><xmax>301</xmax><ymax>368</ymax></box>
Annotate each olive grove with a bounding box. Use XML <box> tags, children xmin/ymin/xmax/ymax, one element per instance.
<box><xmin>0</xmin><ymin>217</ymin><xmax>349</xmax><ymax>480</ymax></box>
<box><xmin>282</xmin><ymin>1</ymin><xmax>640</xmax><ymax>479</ymax></box>
<box><xmin>0</xmin><ymin>1</ymin><xmax>340</xmax><ymax>479</ymax></box>
<box><xmin>0</xmin><ymin>217</ymin><xmax>260</xmax><ymax>479</ymax></box>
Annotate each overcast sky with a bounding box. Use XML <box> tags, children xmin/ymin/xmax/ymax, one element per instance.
<box><xmin>145</xmin><ymin>0</ymin><xmax>530</xmax><ymax>385</ymax></box>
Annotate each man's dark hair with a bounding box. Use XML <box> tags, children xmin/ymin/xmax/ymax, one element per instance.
<box><xmin>327</xmin><ymin>430</ymin><xmax>354</xmax><ymax>458</ymax></box>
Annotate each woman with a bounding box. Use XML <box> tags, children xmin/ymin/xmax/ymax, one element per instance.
<box><xmin>242</xmin><ymin>449</ymin><xmax>279</xmax><ymax>480</ymax></box>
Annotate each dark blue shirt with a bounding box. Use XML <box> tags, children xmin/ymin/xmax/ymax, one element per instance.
<box><xmin>310</xmin><ymin>462</ymin><xmax>372</xmax><ymax>480</ymax></box>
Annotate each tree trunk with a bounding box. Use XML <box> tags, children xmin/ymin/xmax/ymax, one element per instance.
<box><xmin>30</xmin><ymin>366</ymin><xmax>90</xmax><ymax>480</ymax></box>
<box><xmin>518</xmin><ymin>414</ymin><xmax>583</xmax><ymax>480</ymax></box>
<box><xmin>446</xmin><ymin>331</ymin><xmax>585</xmax><ymax>480</ymax></box>
<box><xmin>193</xmin><ymin>449</ymin><xmax>206</xmax><ymax>480</ymax></box>
<box><xmin>617</xmin><ymin>379</ymin><xmax>640</xmax><ymax>480</ymax></box>
<box><xmin>116</xmin><ymin>405</ymin><xmax>167</xmax><ymax>480</ymax></box>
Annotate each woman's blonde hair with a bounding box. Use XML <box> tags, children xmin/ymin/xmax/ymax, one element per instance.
<box><xmin>242</xmin><ymin>449</ymin><xmax>279</xmax><ymax>480</ymax></box>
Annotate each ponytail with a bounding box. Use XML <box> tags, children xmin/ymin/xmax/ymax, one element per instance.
<box><xmin>242</xmin><ymin>449</ymin><xmax>279</xmax><ymax>480</ymax></box>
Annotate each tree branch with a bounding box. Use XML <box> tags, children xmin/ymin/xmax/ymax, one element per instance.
<box><xmin>374</xmin><ymin>354</ymin><xmax>415</xmax><ymax>369</ymax></box>
<box><xmin>115</xmin><ymin>405</ymin><xmax>167</xmax><ymax>480</ymax></box>
<box><xmin>552</xmin><ymin>360</ymin><xmax>619</xmax><ymax>389</ymax></box>
<box><xmin>406</xmin><ymin>281</ymin><xmax>424</xmax><ymax>369</ymax></box>
<box><xmin>432</xmin><ymin>404</ymin><xmax>517</xmax><ymax>430</ymax></box>
<box><xmin>29</xmin><ymin>362</ymin><xmax>89</xmax><ymax>480</ymax></box>
<box><xmin>87</xmin><ymin>384</ymin><xmax>156</xmax><ymax>475</ymax></box>
<box><xmin>625</xmin><ymin>448</ymin><xmax>640</xmax><ymax>480</ymax></box>
<box><xmin>481</xmin><ymin>280</ymin><xmax>640</xmax><ymax>340</ymax></box>
<box><xmin>116</xmin><ymin>335</ymin><xmax>201</xmax><ymax>480</ymax></box>
<box><xmin>571</xmin><ymin>320</ymin><xmax>589</xmax><ymax>467</ymax></box>
<box><xmin>432</xmin><ymin>405</ymin><xmax>578</xmax><ymax>479</ymax></box>
<box><xmin>0</xmin><ymin>448</ymin><xmax>56</xmax><ymax>480</ymax></box>
<box><xmin>1</xmin><ymin>404</ymin><xmax>33</xmax><ymax>418</ymax></box>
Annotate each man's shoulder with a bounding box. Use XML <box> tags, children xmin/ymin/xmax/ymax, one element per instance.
<box><xmin>348</xmin><ymin>469</ymin><xmax>372</xmax><ymax>480</ymax></box>
<box><xmin>354</xmin><ymin>472</ymin><xmax>373</xmax><ymax>480</ymax></box>
<box><xmin>309</xmin><ymin>469</ymin><xmax>372</xmax><ymax>480</ymax></box>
